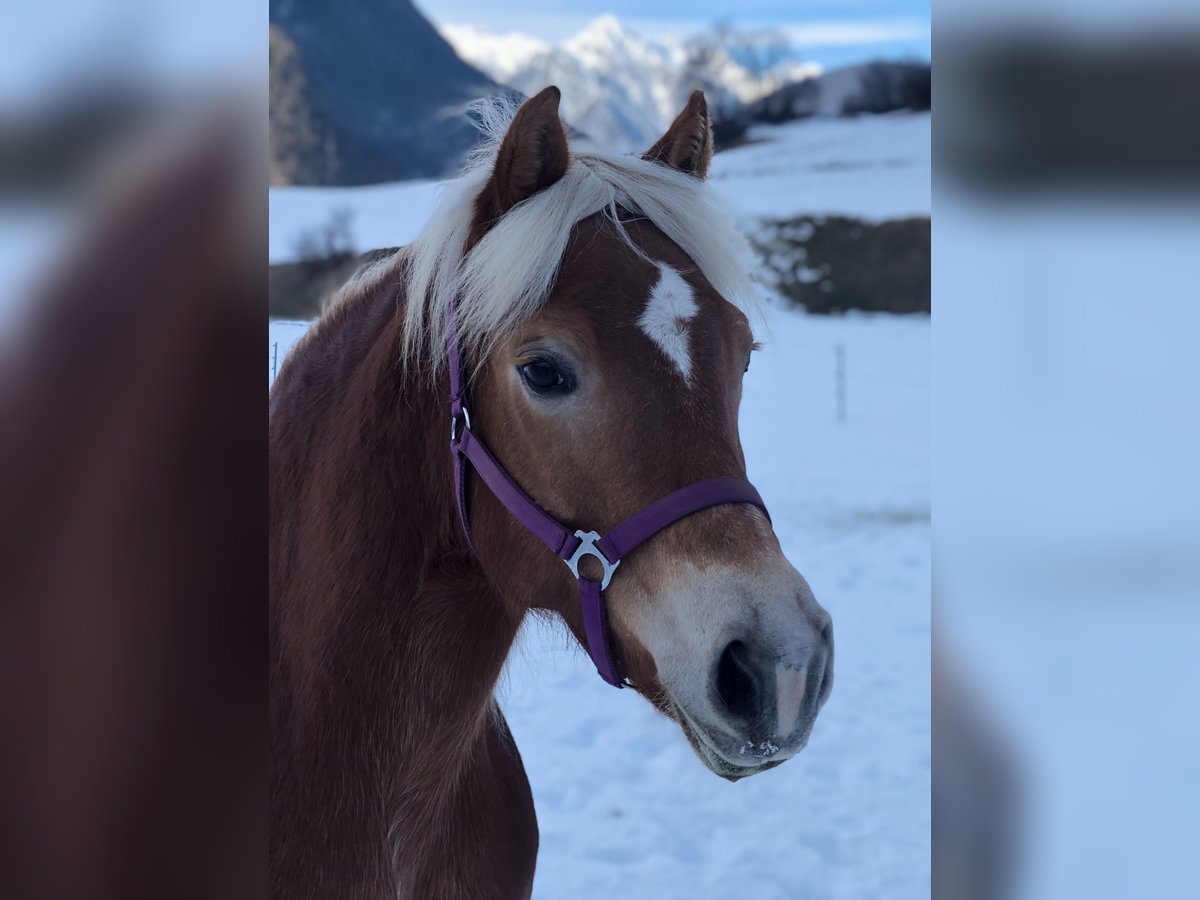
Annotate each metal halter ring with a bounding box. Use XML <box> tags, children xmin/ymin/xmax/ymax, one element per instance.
<box><xmin>450</xmin><ymin>406</ymin><xmax>472</xmax><ymax>442</ymax></box>
<box><xmin>564</xmin><ymin>530</ymin><xmax>621</xmax><ymax>590</ymax></box>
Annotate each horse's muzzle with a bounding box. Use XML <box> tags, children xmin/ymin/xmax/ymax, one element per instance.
<box><xmin>686</xmin><ymin>601</ymin><xmax>834</xmax><ymax>776</ymax></box>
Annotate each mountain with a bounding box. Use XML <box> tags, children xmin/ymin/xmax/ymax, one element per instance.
<box><xmin>694</xmin><ymin>24</ymin><xmax>796</xmax><ymax>77</ymax></box>
<box><xmin>269</xmin><ymin>0</ymin><xmax>501</xmax><ymax>185</ymax></box>
<box><xmin>443</xmin><ymin>15</ymin><xmax>817</xmax><ymax>152</ymax></box>
<box><xmin>439</xmin><ymin>25</ymin><xmax>550</xmax><ymax>83</ymax></box>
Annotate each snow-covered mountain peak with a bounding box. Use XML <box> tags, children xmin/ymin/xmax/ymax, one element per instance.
<box><xmin>568</xmin><ymin>13</ymin><xmax>625</xmax><ymax>44</ymax></box>
<box><xmin>562</xmin><ymin>15</ymin><xmax>676</xmax><ymax>71</ymax></box>
<box><xmin>441</xmin><ymin>23</ymin><xmax>549</xmax><ymax>83</ymax></box>
<box><xmin>441</xmin><ymin>16</ymin><xmax>819</xmax><ymax>152</ymax></box>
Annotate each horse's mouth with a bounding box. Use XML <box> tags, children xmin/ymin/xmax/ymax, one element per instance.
<box><xmin>671</xmin><ymin>701</ymin><xmax>795</xmax><ymax>782</ymax></box>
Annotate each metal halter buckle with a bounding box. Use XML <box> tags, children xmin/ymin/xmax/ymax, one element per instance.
<box><xmin>564</xmin><ymin>530</ymin><xmax>620</xmax><ymax>590</ymax></box>
<box><xmin>450</xmin><ymin>405</ymin><xmax>471</xmax><ymax>442</ymax></box>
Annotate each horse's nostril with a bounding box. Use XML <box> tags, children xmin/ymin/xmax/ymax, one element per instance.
<box><xmin>716</xmin><ymin>640</ymin><xmax>761</xmax><ymax>722</ymax></box>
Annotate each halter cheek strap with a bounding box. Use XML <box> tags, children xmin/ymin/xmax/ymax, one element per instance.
<box><xmin>447</xmin><ymin>316</ymin><xmax>769</xmax><ymax>688</ymax></box>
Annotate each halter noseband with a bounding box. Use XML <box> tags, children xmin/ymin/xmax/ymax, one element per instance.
<box><xmin>446</xmin><ymin>312</ymin><xmax>769</xmax><ymax>688</ymax></box>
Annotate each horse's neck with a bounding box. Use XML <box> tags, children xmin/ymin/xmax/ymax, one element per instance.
<box><xmin>269</xmin><ymin>272</ymin><xmax>523</xmax><ymax>834</ymax></box>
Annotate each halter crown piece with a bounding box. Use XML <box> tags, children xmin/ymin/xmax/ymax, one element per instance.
<box><xmin>446</xmin><ymin>302</ymin><xmax>769</xmax><ymax>687</ymax></box>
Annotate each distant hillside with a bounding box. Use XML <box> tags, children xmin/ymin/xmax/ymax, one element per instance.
<box><xmin>741</xmin><ymin>62</ymin><xmax>927</xmax><ymax>125</ymax></box>
<box><xmin>269</xmin><ymin>0</ymin><xmax>501</xmax><ymax>185</ymax></box>
<box><xmin>711</xmin><ymin>62</ymin><xmax>930</xmax><ymax>149</ymax></box>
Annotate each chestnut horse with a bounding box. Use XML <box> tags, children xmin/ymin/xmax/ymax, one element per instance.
<box><xmin>270</xmin><ymin>87</ymin><xmax>833</xmax><ymax>899</ymax></box>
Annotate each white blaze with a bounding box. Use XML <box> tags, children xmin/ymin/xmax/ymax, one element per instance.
<box><xmin>638</xmin><ymin>262</ymin><xmax>699</xmax><ymax>382</ymax></box>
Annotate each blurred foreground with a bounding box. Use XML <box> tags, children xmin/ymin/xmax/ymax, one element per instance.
<box><xmin>935</xmin><ymin>12</ymin><xmax>1200</xmax><ymax>900</ymax></box>
<box><xmin>1</xmin><ymin>102</ymin><xmax>263</xmax><ymax>900</ymax></box>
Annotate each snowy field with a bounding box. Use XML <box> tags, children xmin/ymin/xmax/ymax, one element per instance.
<box><xmin>268</xmin><ymin>113</ymin><xmax>930</xmax><ymax>263</ymax></box>
<box><xmin>269</xmin><ymin>309</ymin><xmax>930</xmax><ymax>898</ymax></box>
<box><xmin>711</xmin><ymin>113</ymin><xmax>930</xmax><ymax>222</ymax></box>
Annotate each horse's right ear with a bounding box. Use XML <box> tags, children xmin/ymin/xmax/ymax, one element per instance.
<box><xmin>476</xmin><ymin>86</ymin><xmax>569</xmax><ymax>231</ymax></box>
<box><xmin>643</xmin><ymin>90</ymin><xmax>713</xmax><ymax>179</ymax></box>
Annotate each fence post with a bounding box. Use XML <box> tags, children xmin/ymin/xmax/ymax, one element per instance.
<box><xmin>272</xmin><ymin>342</ymin><xmax>279</xmax><ymax>381</ymax></box>
<box><xmin>835</xmin><ymin>343</ymin><xmax>846</xmax><ymax>424</ymax></box>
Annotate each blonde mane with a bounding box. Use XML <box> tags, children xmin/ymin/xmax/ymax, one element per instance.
<box><xmin>397</xmin><ymin>96</ymin><xmax>761</xmax><ymax>372</ymax></box>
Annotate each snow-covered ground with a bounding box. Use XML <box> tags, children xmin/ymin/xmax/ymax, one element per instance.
<box><xmin>712</xmin><ymin>113</ymin><xmax>930</xmax><ymax>222</ymax></box>
<box><xmin>268</xmin><ymin>179</ymin><xmax>441</xmax><ymax>264</ymax></box>
<box><xmin>268</xmin><ymin>112</ymin><xmax>930</xmax><ymax>263</ymax></box>
<box><xmin>269</xmin><ymin>308</ymin><xmax>930</xmax><ymax>898</ymax></box>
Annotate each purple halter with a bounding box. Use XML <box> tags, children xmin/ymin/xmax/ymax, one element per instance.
<box><xmin>447</xmin><ymin>313</ymin><xmax>769</xmax><ymax>688</ymax></box>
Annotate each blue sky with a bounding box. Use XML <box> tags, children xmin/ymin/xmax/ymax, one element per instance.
<box><xmin>0</xmin><ymin>0</ymin><xmax>928</xmax><ymax>110</ymax></box>
<box><xmin>417</xmin><ymin>0</ymin><xmax>930</xmax><ymax>68</ymax></box>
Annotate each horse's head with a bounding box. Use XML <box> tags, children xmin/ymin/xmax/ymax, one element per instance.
<box><xmin>422</xmin><ymin>87</ymin><xmax>833</xmax><ymax>780</ymax></box>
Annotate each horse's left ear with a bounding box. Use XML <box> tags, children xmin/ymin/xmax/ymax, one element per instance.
<box><xmin>643</xmin><ymin>90</ymin><xmax>713</xmax><ymax>180</ymax></box>
<box><xmin>477</xmin><ymin>86</ymin><xmax>570</xmax><ymax>230</ymax></box>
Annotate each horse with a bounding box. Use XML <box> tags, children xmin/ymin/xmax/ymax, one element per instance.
<box><xmin>269</xmin><ymin>86</ymin><xmax>834</xmax><ymax>899</ymax></box>
<box><xmin>3</xmin><ymin>113</ymin><xmax>263</xmax><ymax>900</ymax></box>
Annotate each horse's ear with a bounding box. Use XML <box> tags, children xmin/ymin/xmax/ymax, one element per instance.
<box><xmin>643</xmin><ymin>90</ymin><xmax>713</xmax><ymax>180</ymax></box>
<box><xmin>478</xmin><ymin>86</ymin><xmax>569</xmax><ymax>228</ymax></box>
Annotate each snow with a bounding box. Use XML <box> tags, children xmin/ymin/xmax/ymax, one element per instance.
<box><xmin>268</xmin><ymin>179</ymin><xmax>440</xmax><ymax>264</ymax></box>
<box><xmin>440</xmin><ymin>24</ymin><xmax>550</xmax><ymax>83</ymax></box>
<box><xmin>268</xmin><ymin>310</ymin><xmax>930</xmax><ymax>898</ymax></box>
<box><xmin>267</xmin><ymin>112</ymin><xmax>930</xmax><ymax>264</ymax></box>
<box><xmin>268</xmin><ymin>320</ymin><xmax>310</xmax><ymax>386</ymax></box>
<box><xmin>710</xmin><ymin>112</ymin><xmax>931</xmax><ymax>222</ymax></box>
<box><xmin>442</xmin><ymin>15</ymin><xmax>819</xmax><ymax>152</ymax></box>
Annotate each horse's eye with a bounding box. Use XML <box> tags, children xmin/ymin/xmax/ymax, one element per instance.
<box><xmin>744</xmin><ymin>343</ymin><xmax>760</xmax><ymax>375</ymax></box>
<box><xmin>519</xmin><ymin>359</ymin><xmax>572</xmax><ymax>396</ymax></box>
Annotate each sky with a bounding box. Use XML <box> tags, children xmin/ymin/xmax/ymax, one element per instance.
<box><xmin>0</xmin><ymin>0</ymin><xmax>929</xmax><ymax>111</ymax></box>
<box><xmin>416</xmin><ymin>0</ymin><xmax>931</xmax><ymax>68</ymax></box>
